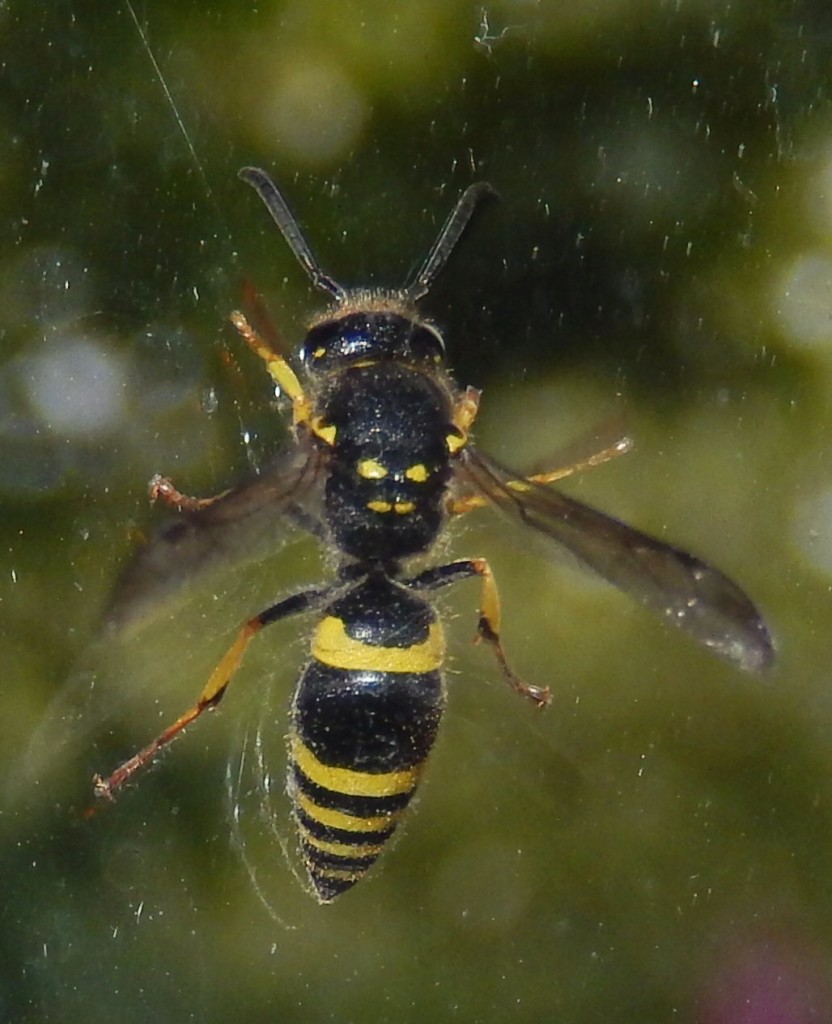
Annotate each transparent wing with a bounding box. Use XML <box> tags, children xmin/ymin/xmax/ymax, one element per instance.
<box><xmin>7</xmin><ymin>444</ymin><xmax>327</xmax><ymax>816</ymax></box>
<box><xmin>458</xmin><ymin>445</ymin><xmax>774</xmax><ymax>673</ymax></box>
<box><xmin>225</xmin><ymin>680</ymin><xmax>308</xmax><ymax>923</ymax></box>
<box><xmin>105</xmin><ymin>441</ymin><xmax>326</xmax><ymax>634</ymax></box>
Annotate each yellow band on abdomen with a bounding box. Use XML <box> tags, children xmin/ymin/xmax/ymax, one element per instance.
<box><xmin>296</xmin><ymin>821</ymin><xmax>386</xmax><ymax>860</ymax></box>
<box><xmin>295</xmin><ymin>790</ymin><xmax>398</xmax><ymax>833</ymax></box>
<box><xmin>311</xmin><ymin>616</ymin><xmax>444</xmax><ymax>673</ymax></box>
<box><xmin>291</xmin><ymin>735</ymin><xmax>419</xmax><ymax>798</ymax></box>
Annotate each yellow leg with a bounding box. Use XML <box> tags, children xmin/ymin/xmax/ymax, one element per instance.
<box><xmin>229</xmin><ymin>310</ymin><xmax>312</xmax><ymax>428</ymax></box>
<box><xmin>92</xmin><ymin>584</ymin><xmax>328</xmax><ymax>804</ymax></box>
<box><xmin>446</xmin><ymin>386</ymin><xmax>481</xmax><ymax>454</ymax></box>
<box><xmin>240</xmin><ymin>279</ymin><xmax>293</xmax><ymax>358</ymax></box>
<box><xmin>449</xmin><ymin>437</ymin><xmax>631</xmax><ymax>515</ymax></box>
<box><xmin>92</xmin><ymin>618</ymin><xmax>263</xmax><ymax>802</ymax></box>
<box><xmin>408</xmin><ymin>559</ymin><xmax>550</xmax><ymax>708</ymax></box>
<box><xmin>468</xmin><ymin>557</ymin><xmax>551</xmax><ymax>707</ymax></box>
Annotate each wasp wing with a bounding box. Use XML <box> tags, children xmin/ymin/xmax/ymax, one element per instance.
<box><xmin>7</xmin><ymin>444</ymin><xmax>327</xmax><ymax>816</ymax></box>
<box><xmin>458</xmin><ymin>445</ymin><xmax>773</xmax><ymax>673</ymax></box>
<box><xmin>105</xmin><ymin>442</ymin><xmax>326</xmax><ymax>634</ymax></box>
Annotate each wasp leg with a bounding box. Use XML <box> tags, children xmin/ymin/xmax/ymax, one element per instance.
<box><xmin>408</xmin><ymin>559</ymin><xmax>550</xmax><ymax>707</ymax></box>
<box><xmin>241</xmin><ymin>278</ymin><xmax>294</xmax><ymax>359</ymax></box>
<box><xmin>446</xmin><ymin>386</ymin><xmax>481</xmax><ymax>455</ymax></box>
<box><xmin>149</xmin><ymin>474</ymin><xmax>232</xmax><ymax>511</ymax></box>
<box><xmin>92</xmin><ymin>583</ymin><xmax>334</xmax><ymax>802</ymax></box>
<box><xmin>229</xmin><ymin>310</ymin><xmax>312</xmax><ymax>428</ymax></box>
<box><xmin>449</xmin><ymin>437</ymin><xmax>632</xmax><ymax>515</ymax></box>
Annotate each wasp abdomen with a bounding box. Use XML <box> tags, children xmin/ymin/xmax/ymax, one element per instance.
<box><xmin>288</xmin><ymin>575</ymin><xmax>445</xmax><ymax>902</ymax></box>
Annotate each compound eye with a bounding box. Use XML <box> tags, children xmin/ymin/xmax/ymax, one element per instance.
<box><xmin>300</xmin><ymin>319</ymin><xmax>341</xmax><ymax>366</ymax></box>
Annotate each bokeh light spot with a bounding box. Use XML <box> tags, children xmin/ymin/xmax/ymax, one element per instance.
<box><xmin>22</xmin><ymin>335</ymin><xmax>127</xmax><ymax>439</ymax></box>
<box><xmin>254</xmin><ymin>58</ymin><xmax>367</xmax><ymax>166</ymax></box>
<box><xmin>773</xmin><ymin>251</ymin><xmax>832</xmax><ymax>350</ymax></box>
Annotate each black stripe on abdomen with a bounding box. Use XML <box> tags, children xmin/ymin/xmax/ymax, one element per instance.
<box><xmin>288</xmin><ymin>662</ymin><xmax>444</xmax><ymax>902</ymax></box>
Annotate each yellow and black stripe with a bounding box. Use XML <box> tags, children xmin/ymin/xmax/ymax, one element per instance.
<box><xmin>288</xmin><ymin>572</ymin><xmax>445</xmax><ymax>902</ymax></box>
<box><xmin>93</xmin><ymin>172</ymin><xmax>773</xmax><ymax>908</ymax></box>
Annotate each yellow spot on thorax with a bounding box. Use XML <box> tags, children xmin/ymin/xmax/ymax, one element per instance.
<box><xmin>357</xmin><ymin>458</ymin><xmax>388</xmax><ymax>480</ymax></box>
<box><xmin>366</xmin><ymin>499</ymin><xmax>417</xmax><ymax>515</ymax></box>
<box><xmin>404</xmin><ymin>463</ymin><xmax>429</xmax><ymax>483</ymax></box>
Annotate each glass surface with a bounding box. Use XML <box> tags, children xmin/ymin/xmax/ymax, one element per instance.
<box><xmin>2</xmin><ymin>2</ymin><xmax>831</xmax><ymax>1021</ymax></box>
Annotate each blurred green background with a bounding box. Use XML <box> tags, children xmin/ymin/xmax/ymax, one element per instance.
<box><xmin>3</xmin><ymin>0</ymin><xmax>832</xmax><ymax>1020</ymax></box>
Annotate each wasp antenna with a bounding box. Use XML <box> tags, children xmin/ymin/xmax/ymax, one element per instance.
<box><xmin>406</xmin><ymin>182</ymin><xmax>498</xmax><ymax>303</ymax></box>
<box><xmin>239</xmin><ymin>167</ymin><xmax>347</xmax><ymax>303</ymax></box>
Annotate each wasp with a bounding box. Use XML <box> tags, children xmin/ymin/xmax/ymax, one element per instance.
<box><xmin>95</xmin><ymin>168</ymin><xmax>773</xmax><ymax>903</ymax></box>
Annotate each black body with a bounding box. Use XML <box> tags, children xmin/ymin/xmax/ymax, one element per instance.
<box><xmin>97</xmin><ymin>169</ymin><xmax>773</xmax><ymax>906</ymax></box>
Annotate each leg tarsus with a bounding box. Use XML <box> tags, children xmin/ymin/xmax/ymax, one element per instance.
<box><xmin>92</xmin><ymin>618</ymin><xmax>261</xmax><ymax>802</ymax></box>
<box><xmin>407</xmin><ymin>558</ymin><xmax>550</xmax><ymax>708</ymax></box>
<box><xmin>91</xmin><ymin>583</ymin><xmax>333</xmax><ymax>804</ymax></box>
<box><xmin>448</xmin><ymin>436</ymin><xmax>632</xmax><ymax>516</ymax></box>
<box><xmin>476</xmin><ymin>614</ymin><xmax>551</xmax><ymax>708</ymax></box>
